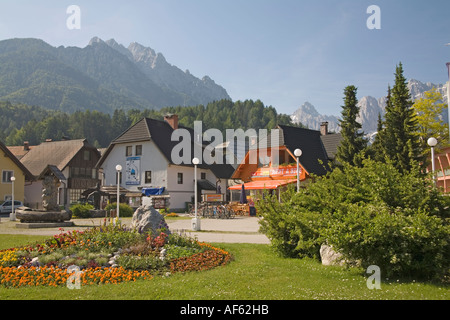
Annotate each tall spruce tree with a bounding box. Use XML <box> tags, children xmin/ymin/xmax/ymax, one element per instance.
<box><xmin>369</xmin><ymin>85</ymin><xmax>392</xmax><ymax>162</ymax></box>
<box><xmin>335</xmin><ymin>85</ymin><xmax>367</xmax><ymax>167</ymax></box>
<box><xmin>369</xmin><ymin>112</ymin><xmax>385</xmax><ymax>162</ymax></box>
<box><xmin>382</xmin><ymin>63</ymin><xmax>423</xmax><ymax>173</ymax></box>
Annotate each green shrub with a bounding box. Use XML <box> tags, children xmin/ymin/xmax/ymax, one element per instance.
<box><xmin>257</xmin><ymin>159</ymin><xmax>450</xmax><ymax>280</ymax></box>
<box><xmin>165</xmin><ymin>244</ymin><xmax>203</xmax><ymax>260</ymax></box>
<box><xmin>167</xmin><ymin>233</ymin><xmax>202</xmax><ymax>250</ymax></box>
<box><xmin>116</xmin><ymin>254</ymin><xmax>166</xmax><ymax>271</ymax></box>
<box><xmin>322</xmin><ymin>203</ymin><xmax>450</xmax><ymax>280</ymax></box>
<box><xmin>70</xmin><ymin>203</ymin><xmax>94</xmax><ymax>218</ymax></box>
<box><xmin>79</xmin><ymin>225</ymin><xmax>143</xmax><ymax>251</ymax></box>
<box><xmin>258</xmin><ymin>188</ymin><xmax>322</xmax><ymax>259</ymax></box>
<box><xmin>104</xmin><ymin>202</ymin><xmax>134</xmax><ymax>217</ymax></box>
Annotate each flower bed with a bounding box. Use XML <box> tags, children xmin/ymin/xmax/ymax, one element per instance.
<box><xmin>0</xmin><ymin>224</ymin><xmax>231</xmax><ymax>288</ymax></box>
<box><xmin>169</xmin><ymin>248</ymin><xmax>232</xmax><ymax>273</ymax></box>
<box><xmin>0</xmin><ymin>266</ymin><xmax>152</xmax><ymax>287</ymax></box>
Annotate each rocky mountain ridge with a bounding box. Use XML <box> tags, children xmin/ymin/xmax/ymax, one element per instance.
<box><xmin>291</xmin><ymin>79</ymin><xmax>449</xmax><ymax>135</ymax></box>
<box><xmin>102</xmin><ymin>38</ymin><xmax>230</xmax><ymax>105</ymax></box>
<box><xmin>0</xmin><ymin>37</ymin><xmax>230</xmax><ymax>113</ymax></box>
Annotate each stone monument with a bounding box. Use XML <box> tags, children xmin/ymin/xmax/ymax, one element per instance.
<box><xmin>15</xmin><ymin>167</ymin><xmax>73</xmax><ymax>228</ymax></box>
<box><xmin>42</xmin><ymin>175</ymin><xmax>61</xmax><ymax>212</ymax></box>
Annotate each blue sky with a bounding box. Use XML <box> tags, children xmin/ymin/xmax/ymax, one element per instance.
<box><xmin>0</xmin><ymin>0</ymin><xmax>449</xmax><ymax>116</ymax></box>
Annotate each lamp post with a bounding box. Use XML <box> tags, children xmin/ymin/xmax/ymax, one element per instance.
<box><xmin>10</xmin><ymin>176</ymin><xmax>15</xmax><ymax>221</ymax></box>
<box><xmin>446</xmin><ymin>62</ymin><xmax>450</xmax><ymax>141</ymax></box>
<box><xmin>427</xmin><ymin>137</ymin><xmax>437</xmax><ymax>185</ymax></box>
<box><xmin>192</xmin><ymin>157</ymin><xmax>201</xmax><ymax>231</ymax></box>
<box><xmin>294</xmin><ymin>149</ymin><xmax>302</xmax><ymax>192</ymax></box>
<box><xmin>115</xmin><ymin>164</ymin><xmax>122</xmax><ymax>224</ymax></box>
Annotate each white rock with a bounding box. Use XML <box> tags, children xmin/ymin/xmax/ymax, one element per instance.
<box><xmin>131</xmin><ymin>205</ymin><xmax>171</xmax><ymax>234</ymax></box>
<box><xmin>320</xmin><ymin>244</ymin><xmax>344</xmax><ymax>266</ymax></box>
<box><xmin>159</xmin><ymin>248</ymin><xmax>167</xmax><ymax>261</ymax></box>
<box><xmin>31</xmin><ymin>257</ymin><xmax>40</xmax><ymax>267</ymax></box>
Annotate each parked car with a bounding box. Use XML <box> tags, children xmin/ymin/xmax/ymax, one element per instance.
<box><xmin>0</xmin><ymin>200</ymin><xmax>24</xmax><ymax>213</ymax></box>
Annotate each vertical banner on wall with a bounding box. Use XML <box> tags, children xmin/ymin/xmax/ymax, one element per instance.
<box><xmin>126</xmin><ymin>157</ymin><xmax>140</xmax><ymax>185</ymax></box>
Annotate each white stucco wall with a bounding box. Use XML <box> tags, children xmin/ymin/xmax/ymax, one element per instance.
<box><xmin>101</xmin><ymin>141</ymin><xmax>169</xmax><ymax>191</ymax></box>
<box><xmin>167</xmin><ymin>165</ymin><xmax>226</xmax><ymax>210</ymax></box>
<box><xmin>166</xmin><ymin>165</ymin><xmax>196</xmax><ymax>209</ymax></box>
<box><xmin>100</xmin><ymin>141</ymin><xmax>228</xmax><ymax>210</ymax></box>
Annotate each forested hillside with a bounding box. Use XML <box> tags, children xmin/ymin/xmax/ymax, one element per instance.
<box><xmin>0</xmin><ymin>38</ymin><xmax>230</xmax><ymax>113</ymax></box>
<box><xmin>1</xmin><ymin>99</ymin><xmax>301</xmax><ymax>148</ymax></box>
<box><xmin>0</xmin><ymin>38</ymin><xmax>302</xmax><ymax>149</ymax></box>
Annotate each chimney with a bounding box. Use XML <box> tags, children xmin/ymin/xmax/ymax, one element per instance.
<box><xmin>164</xmin><ymin>114</ymin><xmax>179</xmax><ymax>130</ymax></box>
<box><xmin>320</xmin><ymin>122</ymin><xmax>329</xmax><ymax>136</ymax></box>
<box><xmin>23</xmin><ymin>141</ymin><xmax>30</xmax><ymax>151</ymax></box>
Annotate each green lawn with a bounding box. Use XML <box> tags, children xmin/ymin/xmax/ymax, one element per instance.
<box><xmin>0</xmin><ymin>234</ymin><xmax>448</xmax><ymax>300</ymax></box>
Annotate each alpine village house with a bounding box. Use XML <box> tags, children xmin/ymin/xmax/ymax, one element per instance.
<box><xmin>96</xmin><ymin>114</ymin><xmax>235</xmax><ymax>210</ymax></box>
<box><xmin>9</xmin><ymin>139</ymin><xmax>101</xmax><ymax>210</ymax></box>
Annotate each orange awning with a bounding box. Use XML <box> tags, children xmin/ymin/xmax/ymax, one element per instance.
<box><xmin>228</xmin><ymin>179</ymin><xmax>296</xmax><ymax>190</ymax></box>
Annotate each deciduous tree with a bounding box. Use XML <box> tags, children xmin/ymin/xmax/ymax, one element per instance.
<box><xmin>413</xmin><ymin>87</ymin><xmax>449</xmax><ymax>151</ymax></box>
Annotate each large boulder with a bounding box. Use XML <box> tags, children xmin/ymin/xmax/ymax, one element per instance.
<box><xmin>319</xmin><ymin>244</ymin><xmax>360</xmax><ymax>267</ymax></box>
<box><xmin>319</xmin><ymin>244</ymin><xmax>344</xmax><ymax>266</ymax></box>
<box><xmin>131</xmin><ymin>205</ymin><xmax>171</xmax><ymax>235</ymax></box>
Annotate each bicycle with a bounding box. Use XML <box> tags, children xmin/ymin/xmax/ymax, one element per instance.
<box><xmin>215</xmin><ymin>205</ymin><xmax>225</xmax><ymax>219</ymax></box>
<box><xmin>189</xmin><ymin>202</ymin><xmax>208</xmax><ymax>217</ymax></box>
<box><xmin>189</xmin><ymin>202</ymin><xmax>235</xmax><ymax>219</ymax></box>
<box><xmin>224</xmin><ymin>204</ymin><xmax>236</xmax><ymax>219</ymax></box>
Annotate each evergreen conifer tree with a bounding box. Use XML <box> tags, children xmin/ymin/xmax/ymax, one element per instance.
<box><xmin>335</xmin><ymin>85</ymin><xmax>367</xmax><ymax>167</ymax></box>
<box><xmin>381</xmin><ymin>63</ymin><xmax>423</xmax><ymax>173</ymax></box>
<box><xmin>369</xmin><ymin>112</ymin><xmax>385</xmax><ymax>161</ymax></box>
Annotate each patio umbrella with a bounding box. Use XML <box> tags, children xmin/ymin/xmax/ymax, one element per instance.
<box><xmin>240</xmin><ymin>183</ymin><xmax>247</xmax><ymax>204</ymax></box>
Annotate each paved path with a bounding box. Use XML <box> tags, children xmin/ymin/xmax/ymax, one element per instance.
<box><xmin>0</xmin><ymin>215</ymin><xmax>270</xmax><ymax>244</ymax></box>
<box><xmin>168</xmin><ymin>216</ymin><xmax>270</xmax><ymax>244</ymax></box>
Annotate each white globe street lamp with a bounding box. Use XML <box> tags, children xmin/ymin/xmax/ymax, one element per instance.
<box><xmin>115</xmin><ymin>164</ymin><xmax>122</xmax><ymax>224</ymax></box>
<box><xmin>294</xmin><ymin>149</ymin><xmax>302</xmax><ymax>192</ymax></box>
<box><xmin>192</xmin><ymin>158</ymin><xmax>201</xmax><ymax>231</ymax></box>
<box><xmin>427</xmin><ymin>137</ymin><xmax>437</xmax><ymax>147</ymax></box>
<box><xmin>428</xmin><ymin>138</ymin><xmax>438</xmax><ymax>185</ymax></box>
<box><xmin>10</xmin><ymin>176</ymin><xmax>16</xmax><ymax>221</ymax></box>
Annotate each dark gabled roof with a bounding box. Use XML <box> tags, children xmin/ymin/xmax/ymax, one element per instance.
<box><xmin>146</xmin><ymin>118</ymin><xmax>194</xmax><ymax>165</ymax></box>
<box><xmin>0</xmin><ymin>140</ymin><xmax>34</xmax><ymax>181</ymax></box>
<box><xmin>98</xmin><ymin>118</ymin><xmax>193</xmax><ymax>166</ymax></box>
<box><xmin>197</xmin><ymin>179</ymin><xmax>216</xmax><ymax>190</ymax></box>
<box><xmin>113</xmin><ymin>117</ymin><xmax>152</xmax><ymax>144</ymax></box>
<box><xmin>97</xmin><ymin>117</ymin><xmax>235</xmax><ymax>179</ymax></box>
<box><xmin>38</xmin><ymin>165</ymin><xmax>66</xmax><ymax>181</ymax></box>
<box><xmin>208</xmin><ymin>161</ymin><xmax>237</xmax><ymax>179</ymax></box>
<box><xmin>320</xmin><ymin>133</ymin><xmax>343</xmax><ymax>160</ymax></box>
<box><xmin>278</xmin><ymin>125</ymin><xmax>331</xmax><ymax>176</ymax></box>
